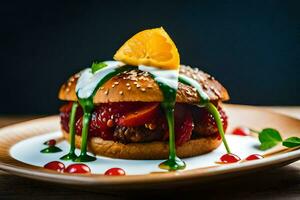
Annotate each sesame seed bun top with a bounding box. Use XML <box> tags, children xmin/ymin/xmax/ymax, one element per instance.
<box><xmin>58</xmin><ymin>65</ymin><xmax>229</xmax><ymax>104</ymax></box>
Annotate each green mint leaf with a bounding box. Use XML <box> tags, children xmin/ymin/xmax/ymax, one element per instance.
<box><xmin>260</xmin><ymin>141</ymin><xmax>278</xmax><ymax>150</ymax></box>
<box><xmin>282</xmin><ymin>137</ymin><xmax>300</xmax><ymax>148</ymax></box>
<box><xmin>91</xmin><ymin>61</ymin><xmax>107</xmax><ymax>73</ymax></box>
<box><xmin>258</xmin><ymin>128</ymin><xmax>282</xmax><ymax>150</ymax></box>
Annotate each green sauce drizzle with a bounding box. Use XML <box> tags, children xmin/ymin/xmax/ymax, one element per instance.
<box><xmin>60</xmin><ymin>102</ymin><xmax>78</xmax><ymax>160</ymax></box>
<box><xmin>40</xmin><ymin>146</ymin><xmax>62</xmax><ymax>153</ymax></box>
<box><xmin>159</xmin><ymin>103</ymin><xmax>186</xmax><ymax>170</ymax></box>
<box><xmin>158</xmin><ymin>82</ymin><xmax>186</xmax><ymax>171</ymax></box>
<box><xmin>178</xmin><ymin>74</ymin><xmax>231</xmax><ymax>154</ymax></box>
<box><xmin>206</xmin><ymin>102</ymin><xmax>231</xmax><ymax>153</ymax></box>
<box><xmin>74</xmin><ymin>65</ymin><xmax>135</xmax><ymax>162</ymax></box>
<box><xmin>140</xmin><ymin>69</ymin><xmax>185</xmax><ymax>171</ymax></box>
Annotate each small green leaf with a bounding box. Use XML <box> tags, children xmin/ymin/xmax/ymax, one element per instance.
<box><xmin>91</xmin><ymin>61</ymin><xmax>107</xmax><ymax>73</ymax></box>
<box><xmin>260</xmin><ymin>141</ymin><xmax>278</xmax><ymax>150</ymax></box>
<box><xmin>258</xmin><ymin>128</ymin><xmax>282</xmax><ymax>150</ymax></box>
<box><xmin>283</xmin><ymin>137</ymin><xmax>300</xmax><ymax>148</ymax></box>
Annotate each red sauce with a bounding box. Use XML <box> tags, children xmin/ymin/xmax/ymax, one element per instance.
<box><xmin>218</xmin><ymin>153</ymin><xmax>241</xmax><ymax>164</ymax></box>
<box><xmin>245</xmin><ymin>154</ymin><xmax>264</xmax><ymax>161</ymax></box>
<box><xmin>44</xmin><ymin>161</ymin><xmax>65</xmax><ymax>172</ymax></box>
<box><xmin>65</xmin><ymin>164</ymin><xmax>91</xmax><ymax>174</ymax></box>
<box><xmin>232</xmin><ymin>127</ymin><xmax>250</xmax><ymax>136</ymax></box>
<box><xmin>104</xmin><ymin>168</ymin><xmax>126</xmax><ymax>176</ymax></box>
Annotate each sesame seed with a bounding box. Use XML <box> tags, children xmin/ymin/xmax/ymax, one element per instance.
<box><xmin>148</xmin><ymin>123</ymin><xmax>156</xmax><ymax>130</ymax></box>
<box><xmin>119</xmin><ymin>91</ymin><xmax>123</xmax><ymax>95</ymax></box>
<box><xmin>136</xmin><ymin>84</ymin><xmax>141</xmax><ymax>88</ymax></box>
<box><xmin>141</xmin><ymin>88</ymin><xmax>146</xmax><ymax>92</ymax></box>
<box><xmin>114</xmin><ymin>81</ymin><xmax>119</xmax><ymax>85</ymax></box>
<box><xmin>127</xmin><ymin>87</ymin><xmax>131</xmax><ymax>90</ymax></box>
<box><xmin>126</xmin><ymin>83</ymin><xmax>130</xmax><ymax>86</ymax></box>
<box><xmin>104</xmin><ymin>90</ymin><xmax>109</xmax><ymax>95</ymax></box>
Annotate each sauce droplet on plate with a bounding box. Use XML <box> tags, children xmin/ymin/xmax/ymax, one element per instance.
<box><xmin>219</xmin><ymin>153</ymin><xmax>241</xmax><ymax>164</ymax></box>
<box><xmin>232</xmin><ymin>127</ymin><xmax>250</xmax><ymax>136</ymax></box>
<box><xmin>44</xmin><ymin>161</ymin><xmax>65</xmax><ymax>172</ymax></box>
<box><xmin>104</xmin><ymin>168</ymin><xmax>126</xmax><ymax>176</ymax></box>
<box><xmin>44</xmin><ymin>139</ymin><xmax>56</xmax><ymax>146</ymax></box>
<box><xmin>65</xmin><ymin>164</ymin><xmax>91</xmax><ymax>174</ymax></box>
<box><xmin>245</xmin><ymin>154</ymin><xmax>264</xmax><ymax>161</ymax></box>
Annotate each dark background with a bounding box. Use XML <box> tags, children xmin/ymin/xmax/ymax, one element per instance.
<box><xmin>1</xmin><ymin>0</ymin><xmax>299</xmax><ymax>115</ymax></box>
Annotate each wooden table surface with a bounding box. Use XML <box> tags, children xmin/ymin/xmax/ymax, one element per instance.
<box><xmin>0</xmin><ymin>107</ymin><xmax>300</xmax><ymax>200</ymax></box>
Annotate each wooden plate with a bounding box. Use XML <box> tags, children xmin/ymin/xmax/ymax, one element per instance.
<box><xmin>0</xmin><ymin>104</ymin><xmax>299</xmax><ymax>191</ymax></box>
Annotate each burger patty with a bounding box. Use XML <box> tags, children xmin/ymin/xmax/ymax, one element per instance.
<box><xmin>113</xmin><ymin>125</ymin><xmax>165</xmax><ymax>143</ymax></box>
<box><xmin>60</xmin><ymin>102</ymin><xmax>227</xmax><ymax>145</ymax></box>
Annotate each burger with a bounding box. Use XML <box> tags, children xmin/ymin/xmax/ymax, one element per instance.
<box><xmin>58</xmin><ymin>27</ymin><xmax>229</xmax><ymax>161</ymax></box>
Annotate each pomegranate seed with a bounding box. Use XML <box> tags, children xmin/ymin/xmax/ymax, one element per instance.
<box><xmin>175</xmin><ymin>108</ymin><xmax>194</xmax><ymax>146</ymax></box>
<box><xmin>65</xmin><ymin>164</ymin><xmax>91</xmax><ymax>174</ymax></box>
<box><xmin>245</xmin><ymin>154</ymin><xmax>264</xmax><ymax>161</ymax></box>
<box><xmin>104</xmin><ymin>168</ymin><xmax>126</xmax><ymax>176</ymax></box>
<box><xmin>232</xmin><ymin>127</ymin><xmax>250</xmax><ymax>136</ymax></box>
<box><xmin>220</xmin><ymin>153</ymin><xmax>241</xmax><ymax>164</ymax></box>
<box><xmin>44</xmin><ymin>161</ymin><xmax>65</xmax><ymax>172</ymax></box>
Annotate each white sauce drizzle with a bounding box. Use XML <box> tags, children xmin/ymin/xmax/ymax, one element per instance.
<box><xmin>76</xmin><ymin>61</ymin><xmax>180</xmax><ymax>99</ymax></box>
<box><xmin>138</xmin><ymin>65</ymin><xmax>179</xmax><ymax>90</ymax></box>
<box><xmin>76</xmin><ymin>61</ymin><xmax>125</xmax><ymax>99</ymax></box>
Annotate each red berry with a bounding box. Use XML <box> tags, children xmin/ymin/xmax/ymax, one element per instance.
<box><xmin>65</xmin><ymin>164</ymin><xmax>91</xmax><ymax>174</ymax></box>
<box><xmin>232</xmin><ymin>127</ymin><xmax>250</xmax><ymax>136</ymax></box>
<box><xmin>44</xmin><ymin>161</ymin><xmax>65</xmax><ymax>172</ymax></box>
<box><xmin>174</xmin><ymin>105</ymin><xmax>194</xmax><ymax>146</ymax></box>
<box><xmin>220</xmin><ymin>153</ymin><xmax>241</xmax><ymax>163</ymax></box>
<box><xmin>60</xmin><ymin>102</ymin><xmax>83</xmax><ymax>133</ymax></box>
<box><xmin>44</xmin><ymin>139</ymin><xmax>56</xmax><ymax>146</ymax></box>
<box><xmin>245</xmin><ymin>154</ymin><xmax>264</xmax><ymax>161</ymax></box>
<box><xmin>104</xmin><ymin>168</ymin><xmax>126</xmax><ymax>176</ymax></box>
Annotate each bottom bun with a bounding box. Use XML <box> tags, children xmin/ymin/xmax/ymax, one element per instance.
<box><xmin>62</xmin><ymin>130</ymin><xmax>222</xmax><ymax>160</ymax></box>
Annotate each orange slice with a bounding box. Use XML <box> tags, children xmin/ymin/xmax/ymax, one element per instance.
<box><xmin>113</xmin><ymin>27</ymin><xmax>180</xmax><ymax>70</ymax></box>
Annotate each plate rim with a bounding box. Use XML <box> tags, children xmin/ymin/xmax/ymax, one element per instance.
<box><xmin>0</xmin><ymin>104</ymin><xmax>299</xmax><ymax>186</ymax></box>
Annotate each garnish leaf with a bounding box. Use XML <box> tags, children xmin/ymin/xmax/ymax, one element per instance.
<box><xmin>91</xmin><ymin>61</ymin><xmax>107</xmax><ymax>73</ymax></box>
<box><xmin>282</xmin><ymin>137</ymin><xmax>300</xmax><ymax>148</ymax></box>
<box><xmin>258</xmin><ymin>128</ymin><xmax>282</xmax><ymax>150</ymax></box>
